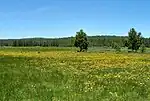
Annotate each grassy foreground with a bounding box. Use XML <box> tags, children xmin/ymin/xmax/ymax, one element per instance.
<box><xmin>0</xmin><ymin>47</ymin><xmax>150</xmax><ymax>101</ymax></box>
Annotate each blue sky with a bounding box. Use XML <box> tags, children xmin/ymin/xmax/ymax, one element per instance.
<box><xmin>0</xmin><ymin>0</ymin><xmax>150</xmax><ymax>39</ymax></box>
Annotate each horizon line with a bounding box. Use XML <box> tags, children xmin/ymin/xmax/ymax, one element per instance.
<box><xmin>1</xmin><ymin>34</ymin><xmax>150</xmax><ymax>40</ymax></box>
<box><xmin>0</xmin><ymin>35</ymin><xmax>128</xmax><ymax>40</ymax></box>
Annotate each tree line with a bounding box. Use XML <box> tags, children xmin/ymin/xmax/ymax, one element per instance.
<box><xmin>74</xmin><ymin>28</ymin><xmax>149</xmax><ymax>52</ymax></box>
<box><xmin>0</xmin><ymin>36</ymin><xmax>126</xmax><ymax>47</ymax></box>
<box><xmin>0</xmin><ymin>28</ymin><xmax>150</xmax><ymax>50</ymax></box>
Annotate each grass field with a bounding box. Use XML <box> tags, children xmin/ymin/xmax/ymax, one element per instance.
<box><xmin>0</xmin><ymin>47</ymin><xmax>150</xmax><ymax>101</ymax></box>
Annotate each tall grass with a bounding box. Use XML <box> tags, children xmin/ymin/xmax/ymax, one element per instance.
<box><xmin>0</xmin><ymin>47</ymin><xmax>150</xmax><ymax>101</ymax></box>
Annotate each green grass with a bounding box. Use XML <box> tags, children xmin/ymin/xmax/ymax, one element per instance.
<box><xmin>0</xmin><ymin>47</ymin><xmax>150</xmax><ymax>101</ymax></box>
<box><xmin>0</xmin><ymin>47</ymin><xmax>77</xmax><ymax>52</ymax></box>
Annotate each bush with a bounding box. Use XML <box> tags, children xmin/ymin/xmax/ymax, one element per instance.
<box><xmin>140</xmin><ymin>44</ymin><xmax>146</xmax><ymax>53</ymax></box>
<box><xmin>112</xmin><ymin>42</ymin><xmax>121</xmax><ymax>52</ymax></box>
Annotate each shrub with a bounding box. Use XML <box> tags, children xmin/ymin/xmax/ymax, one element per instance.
<box><xmin>112</xmin><ymin>42</ymin><xmax>121</xmax><ymax>52</ymax></box>
<box><xmin>140</xmin><ymin>44</ymin><xmax>146</xmax><ymax>53</ymax></box>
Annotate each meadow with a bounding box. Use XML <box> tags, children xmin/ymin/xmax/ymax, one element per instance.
<box><xmin>0</xmin><ymin>47</ymin><xmax>150</xmax><ymax>101</ymax></box>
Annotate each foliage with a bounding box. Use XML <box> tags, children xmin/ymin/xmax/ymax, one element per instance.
<box><xmin>74</xmin><ymin>29</ymin><xmax>88</xmax><ymax>52</ymax></box>
<box><xmin>51</xmin><ymin>40</ymin><xmax>59</xmax><ymax>47</ymax></box>
<box><xmin>112</xmin><ymin>42</ymin><xmax>121</xmax><ymax>52</ymax></box>
<box><xmin>127</xmin><ymin>28</ymin><xmax>143</xmax><ymax>51</ymax></box>
<box><xmin>1</xmin><ymin>35</ymin><xmax>150</xmax><ymax>48</ymax></box>
<box><xmin>124</xmin><ymin>38</ymin><xmax>129</xmax><ymax>47</ymax></box>
<box><xmin>140</xmin><ymin>44</ymin><xmax>146</xmax><ymax>53</ymax></box>
<box><xmin>0</xmin><ymin>47</ymin><xmax>150</xmax><ymax>101</ymax></box>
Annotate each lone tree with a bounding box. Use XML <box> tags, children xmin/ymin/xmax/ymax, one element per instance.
<box><xmin>74</xmin><ymin>29</ymin><xmax>88</xmax><ymax>52</ymax></box>
<box><xmin>127</xmin><ymin>28</ymin><xmax>143</xmax><ymax>52</ymax></box>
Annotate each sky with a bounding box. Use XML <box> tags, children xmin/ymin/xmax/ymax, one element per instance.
<box><xmin>0</xmin><ymin>0</ymin><xmax>150</xmax><ymax>39</ymax></box>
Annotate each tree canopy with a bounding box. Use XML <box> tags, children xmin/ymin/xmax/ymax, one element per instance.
<box><xmin>127</xmin><ymin>28</ymin><xmax>143</xmax><ymax>51</ymax></box>
<box><xmin>74</xmin><ymin>29</ymin><xmax>89</xmax><ymax>52</ymax></box>
<box><xmin>0</xmin><ymin>29</ymin><xmax>150</xmax><ymax>49</ymax></box>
